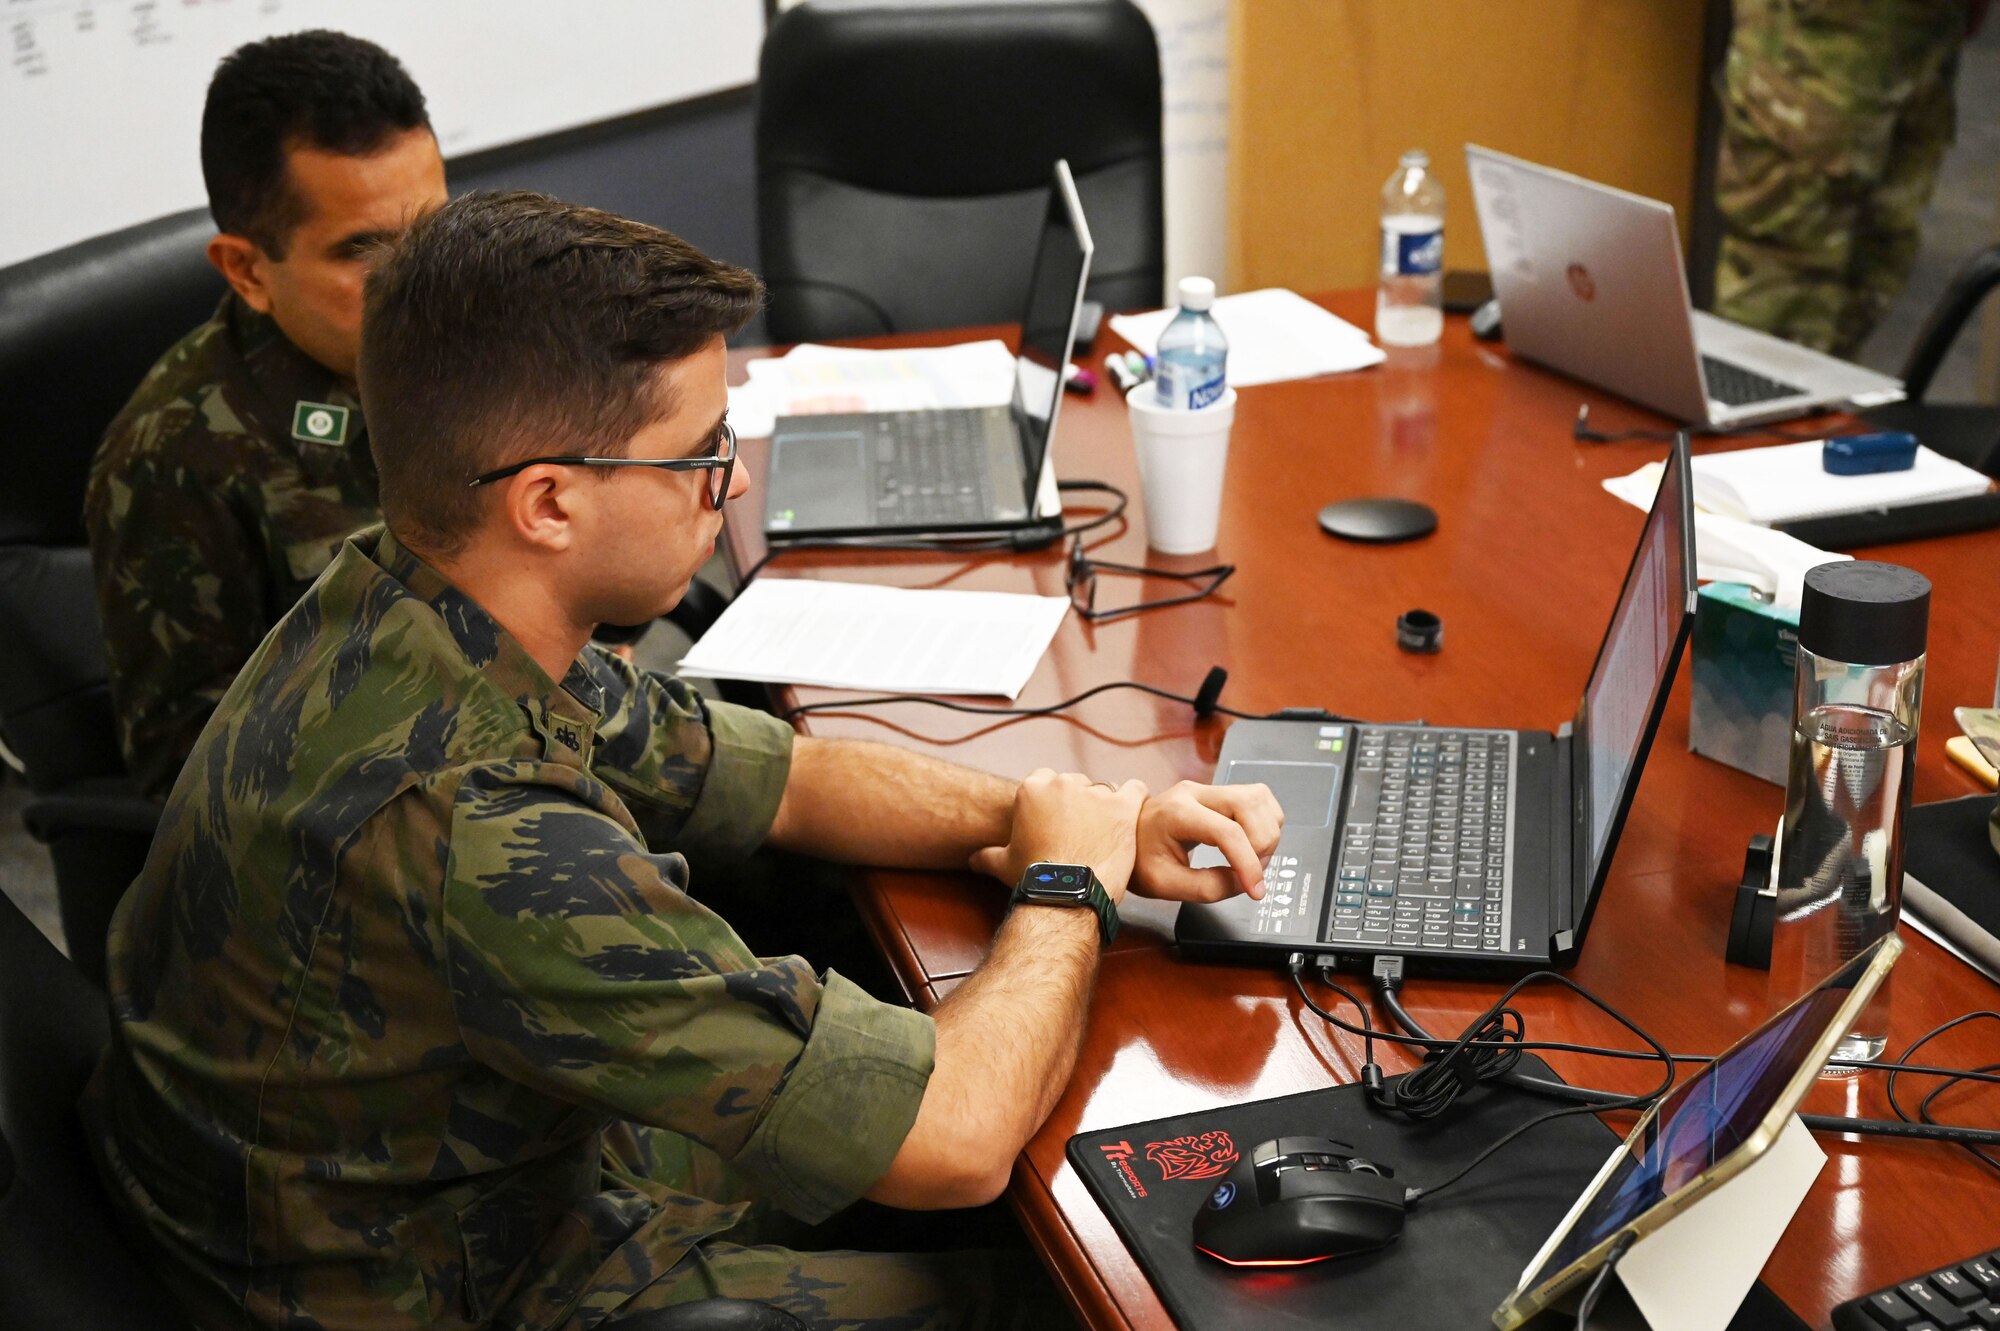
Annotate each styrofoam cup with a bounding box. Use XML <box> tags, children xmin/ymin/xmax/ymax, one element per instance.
<box><xmin>1127</xmin><ymin>383</ymin><xmax>1236</xmax><ymax>555</ymax></box>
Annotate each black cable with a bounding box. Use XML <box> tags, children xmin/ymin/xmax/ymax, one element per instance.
<box><xmin>1574</xmin><ymin>1230</ymin><xmax>1637</xmax><ymax>1331</ymax></box>
<box><xmin>739</xmin><ymin>478</ymin><xmax>1128</xmax><ymax>583</ymax></box>
<box><xmin>1376</xmin><ymin>970</ymin><xmax>2000</xmax><ymax>1149</ymax></box>
<box><xmin>1290</xmin><ymin>960</ymin><xmax>1676</xmax><ymax>1205</ymax></box>
<box><xmin>778</xmin><ymin>666</ymin><xmax>1364</xmax><ymax>727</ymax></box>
<box><xmin>1885</xmin><ymin>1010</ymin><xmax>2000</xmax><ymax>1175</ymax></box>
<box><xmin>1572</xmin><ymin>404</ymin><xmax>1832</xmax><ymax>444</ymax></box>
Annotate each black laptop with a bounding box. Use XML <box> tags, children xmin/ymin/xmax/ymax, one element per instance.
<box><xmin>1177</xmin><ymin>435</ymin><xmax>1697</xmax><ymax>975</ymax></box>
<box><xmin>761</xmin><ymin>159</ymin><xmax>1093</xmax><ymax>541</ymax></box>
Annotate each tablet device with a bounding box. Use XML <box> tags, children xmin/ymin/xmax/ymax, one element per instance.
<box><xmin>1491</xmin><ymin>932</ymin><xmax>1903</xmax><ymax>1329</ymax></box>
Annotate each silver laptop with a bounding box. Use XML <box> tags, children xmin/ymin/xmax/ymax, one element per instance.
<box><xmin>1466</xmin><ymin>145</ymin><xmax>1903</xmax><ymax>427</ymax></box>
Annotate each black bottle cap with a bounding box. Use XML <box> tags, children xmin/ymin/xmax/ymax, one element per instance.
<box><xmin>1797</xmin><ymin>561</ymin><xmax>1930</xmax><ymax>665</ymax></box>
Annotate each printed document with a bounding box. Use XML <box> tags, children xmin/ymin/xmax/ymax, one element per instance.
<box><xmin>677</xmin><ymin>578</ymin><xmax>1069</xmax><ymax>699</ymax></box>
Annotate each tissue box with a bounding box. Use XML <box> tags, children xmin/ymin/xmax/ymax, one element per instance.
<box><xmin>1689</xmin><ymin>582</ymin><xmax>1798</xmax><ymax>786</ymax></box>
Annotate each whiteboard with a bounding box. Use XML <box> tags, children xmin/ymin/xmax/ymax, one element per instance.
<box><xmin>0</xmin><ymin>0</ymin><xmax>764</xmax><ymax>269</ymax></box>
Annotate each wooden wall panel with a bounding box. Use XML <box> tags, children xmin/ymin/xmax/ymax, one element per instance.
<box><xmin>1227</xmin><ymin>0</ymin><xmax>1708</xmax><ymax>295</ymax></box>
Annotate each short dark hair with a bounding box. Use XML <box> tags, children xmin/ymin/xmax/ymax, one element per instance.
<box><xmin>201</xmin><ymin>30</ymin><xmax>430</xmax><ymax>256</ymax></box>
<box><xmin>361</xmin><ymin>191</ymin><xmax>764</xmax><ymax>555</ymax></box>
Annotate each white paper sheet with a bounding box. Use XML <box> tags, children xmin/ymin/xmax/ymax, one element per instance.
<box><xmin>1108</xmin><ymin>287</ymin><xmax>1386</xmax><ymax>385</ymax></box>
<box><xmin>677</xmin><ymin>578</ymin><xmax>1069</xmax><ymax>699</ymax></box>
<box><xmin>728</xmin><ymin>340</ymin><xmax>1017</xmax><ymax>438</ymax></box>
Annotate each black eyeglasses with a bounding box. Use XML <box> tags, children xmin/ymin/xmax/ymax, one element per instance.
<box><xmin>466</xmin><ymin>421</ymin><xmax>737</xmax><ymax>510</ymax></box>
<box><xmin>1065</xmin><ymin>537</ymin><xmax>1234</xmax><ymax>623</ymax></box>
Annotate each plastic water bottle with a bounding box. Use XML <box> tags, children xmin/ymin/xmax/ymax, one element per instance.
<box><xmin>1377</xmin><ymin>149</ymin><xmax>1445</xmax><ymax>348</ymax></box>
<box><xmin>1154</xmin><ymin>275</ymin><xmax>1228</xmax><ymax>410</ymax></box>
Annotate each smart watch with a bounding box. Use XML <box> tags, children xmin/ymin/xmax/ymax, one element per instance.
<box><xmin>1010</xmin><ymin>862</ymin><xmax>1119</xmax><ymax>948</ymax></box>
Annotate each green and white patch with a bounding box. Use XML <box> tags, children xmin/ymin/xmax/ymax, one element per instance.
<box><xmin>291</xmin><ymin>401</ymin><xmax>350</xmax><ymax>446</ymax></box>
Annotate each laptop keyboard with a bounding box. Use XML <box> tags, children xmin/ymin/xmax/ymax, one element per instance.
<box><xmin>1326</xmin><ymin>728</ymin><xmax>1516</xmax><ymax>953</ymax></box>
<box><xmin>871</xmin><ymin>412</ymin><xmax>994</xmax><ymax>525</ymax></box>
<box><xmin>1701</xmin><ymin>354</ymin><xmax>1806</xmax><ymax>408</ymax></box>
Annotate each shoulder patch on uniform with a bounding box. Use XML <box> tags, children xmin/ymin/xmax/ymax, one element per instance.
<box><xmin>292</xmin><ymin>400</ymin><xmax>350</xmax><ymax>446</ymax></box>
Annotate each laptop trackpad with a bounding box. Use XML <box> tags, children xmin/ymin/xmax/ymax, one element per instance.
<box><xmin>768</xmin><ymin>430</ymin><xmax>870</xmax><ymax>531</ymax></box>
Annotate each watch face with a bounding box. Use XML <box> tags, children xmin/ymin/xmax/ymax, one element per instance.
<box><xmin>1025</xmin><ymin>864</ymin><xmax>1092</xmax><ymax>903</ymax></box>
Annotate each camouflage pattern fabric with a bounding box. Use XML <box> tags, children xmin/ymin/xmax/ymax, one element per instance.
<box><xmin>83</xmin><ymin>527</ymin><xmax>947</xmax><ymax>1331</ymax></box>
<box><xmin>85</xmin><ymin>294</ymin><xmax>381</xmax><ymax>798</ymax></box>
<box><xmin>1713</xmin><ymin>0</ymin><xmax>1967</xmax><ymax>358</ymax></box>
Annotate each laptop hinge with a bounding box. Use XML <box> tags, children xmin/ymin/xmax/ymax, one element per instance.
<box><xmin>1550</xmin><ymin>729</ymin><xmax>1579</xmax><ymax>949</ymax></box>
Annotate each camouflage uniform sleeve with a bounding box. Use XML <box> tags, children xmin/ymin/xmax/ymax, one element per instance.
<box><xmin>587</xmin><ymin>647</ymin><xmax>795</xmax><ymax>869</ymax></box>
<box><xmin>442</xmin><ymin>762</ymin><xmax>934</xmax><ymax>1224</ymax></box>
<box><xmin>85</xmin><ymin>407</ymin><xmax>272</xmax><ymax>799</ymax></box>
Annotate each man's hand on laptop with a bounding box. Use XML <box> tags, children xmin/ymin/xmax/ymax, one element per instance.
<box><xmin>1130</xmin><ymin>781</ymin><xmax>1282</xmax><ymax>903</ymax></box>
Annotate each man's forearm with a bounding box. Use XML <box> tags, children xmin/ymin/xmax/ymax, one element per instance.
<box><xmin>766</xmin><ymin>736</ymin><xmax>1016</xmax><ymax>871</ymax></box>
<box><xmin>867</xmin><ymin>901</ymin><xmax>1100</xmax><ymax>1207</ymax></box>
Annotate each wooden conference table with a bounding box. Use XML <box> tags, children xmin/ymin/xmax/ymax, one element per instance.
<box><xmin>721</xmin><ymin>290</ymin><xmax>2000</xmax><ymax>1331</ymax></box>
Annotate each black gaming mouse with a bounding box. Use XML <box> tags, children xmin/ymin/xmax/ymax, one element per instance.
<box><xmin>1191</xmin><ymin>1136</ymin><xmax>1408</xmax><ymax>1267</ymax></box>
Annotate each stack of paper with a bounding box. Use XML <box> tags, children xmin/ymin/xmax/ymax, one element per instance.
<box><xmin>1687</xmin><ymin>441</ymin><xmax>1991</xmax><ymax>524</ymax></box>
<box><xmin>677</xmin><ymin>578</ymin><xmax>1069</xmax><ymax>699</ymax></box>
<box><xmin>728</xmin><ymin>340</ymin><xmax>1015</xmax><ymax>438</ymax></box>
<box><xmin>1108</xmin><ymin>287</ymin><xmax>1385</xmax><ymax>385</ymax></box>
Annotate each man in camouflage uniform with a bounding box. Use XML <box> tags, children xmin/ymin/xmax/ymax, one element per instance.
<box><xmin>1713</xmin><ymin>0</ymin><xmax>1976</xmax><ymax>359</ymax></box>
<box><xmin>85</xmin><ymin>191</ymin><xmax>1285</xmax><ymax>1331</ymax></box>
<box><xmin>86</xmin><ymin>30</ymin><xmax>446</xmax><ymax>797</ymax></box>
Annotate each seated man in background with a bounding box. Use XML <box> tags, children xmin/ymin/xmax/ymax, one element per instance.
<box><xmin>86</xmin><ymin>29</ymin><xmax>445</xmax><ymax>797</ymax></box>
<box><xmin>86</xmin><ymin>191</ymin><xmax>1282</xmax><ymax>1331</ymax></box>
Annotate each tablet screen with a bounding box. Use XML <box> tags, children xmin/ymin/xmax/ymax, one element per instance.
<box><xmin>1519</xmin><ymin>940</ymin><xmax>1888</xmax><ymax>1295</ymax></box>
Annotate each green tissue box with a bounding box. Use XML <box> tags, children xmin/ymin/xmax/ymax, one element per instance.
<box><xmin>1689</xmin><ymin>582</ymin><xmax>1798</xmax><ymax>787</ymax></box>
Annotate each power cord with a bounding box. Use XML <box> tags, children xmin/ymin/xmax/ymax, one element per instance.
<box><xmin>1572</xmin><ymin>404</ymin><xmax>1832</xmax><ymax>444</ymax></box>
<box><xmin>1368</xmin><ymin>960</ymin><xmax>2000</xmax><ymax>1153</ymax></box>
<box><xmin>779</xmin><ymin>665</ymin><xmax>1362</xmax><ymax>727</ymax></box>
<box><xmin>1286</xmin><ymin>954</ymin><xmax>1675</xmax><ymax>1206</ymax></box>
<box><xmin>740</xmin><ymin>478</ymin><xmax>1128</xmax><ymax>583</ymax></box>
<box><xmin>1574</xmin><ymin>1230</ymin><xmax>1637</xmax><ymax>1331</ymax></box>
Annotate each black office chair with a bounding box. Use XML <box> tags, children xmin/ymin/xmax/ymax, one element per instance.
<box><xmin>756</xmin><ymin>0</ymin><xmax>1163</xmax><ymax>343</ymax></box>
<box><xmin>0</xmin><ymin>211</ymin><xmax>212</xmax><ymax>980</ymax></box>
<box><xmin>1859</xmin><ymin>243</ymin><xmax>2000</xmax><ymax>478</ymax></box>
<box><xmin>0</xmin><ymin>881</ymin><xmax>192</xmax><ymax>1329</ymax></box>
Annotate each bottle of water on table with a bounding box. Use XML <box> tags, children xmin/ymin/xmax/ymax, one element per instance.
<box><xmin>1155</xmin><ymin>275</ymin><xmax>1229</xmax><ymax>410</ymax></box>
<box><xmin>1377</xmin><ymin>148</ymin><xmax>1445</xmax><ymax>348</ymax></box>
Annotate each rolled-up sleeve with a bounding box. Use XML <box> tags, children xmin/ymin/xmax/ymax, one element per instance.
<box><xmin>735</xmin><ymin>970</ymin><xmax>933</xmax><ymax>1222</ymax></box>
<box><xmin>441</xmin><ymin>764</ymin><xmax>931</xmax><ymax>1221</ymax></box>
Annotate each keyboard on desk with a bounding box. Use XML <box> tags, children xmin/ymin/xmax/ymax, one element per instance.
<box><xmin>1832</xmin><ymin>1244</ymin><xmax>2000</xmax><ymax>1329</ymax></box>
<box><xmin>1702</xmin><ymin>353</ymin><xmax>1806</xmax><ymax>407</ymax></box>
<box><xmin>1326</xmin><ymin>727</ymin><xmax>1517</xmax><ymax>954</ymax></box>
<box><xmin>870</xmin><ymin>411</ymin><xmax>995</xmax><ymax>525</ymax></box>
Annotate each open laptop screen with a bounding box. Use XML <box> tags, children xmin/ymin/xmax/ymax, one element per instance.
<box><xmin>1577</xmin><ymin>437</ymin><xmax>1695</xmax><ymax>886</ymax></box>
<box><xmin>1010</xmin><ymin>160</ymin><xmax>1094</xmax><ymax>486</ymax></box>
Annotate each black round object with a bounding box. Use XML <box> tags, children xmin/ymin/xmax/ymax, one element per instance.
<box><xmin>1797</xmin><ymin>561</ymin><xmax>1930</xmax><ymax>665</ymax></box>
<box><xmin>1396</xmin><ymin>608</ymin><xmax>1443</xmax><ymax>654</ymax></box>
<box><xmin>1317</xmin><ymin>498</ymin><xmax>1438</xmax><ymax>543</ymax></box>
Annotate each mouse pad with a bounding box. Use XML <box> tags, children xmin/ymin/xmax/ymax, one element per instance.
<box><xmin>1065</xmin><ymin>1055</ymin><xmax>1809</xmax><ymax>1330</ymax></box>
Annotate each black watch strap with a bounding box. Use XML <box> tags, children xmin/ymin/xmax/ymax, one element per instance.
<box><xmin>1011</xmin><ymin>862</ymin><xmax>1119</xmax><ymax>948</ymax></box>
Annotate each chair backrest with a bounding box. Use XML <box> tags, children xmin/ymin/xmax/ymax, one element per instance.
<box><xmin>0</xmin><ymin>544</ymin><xmax>123</xmax><ymax>793</ymax></box>
<box><xmin>756</xmin><ymin>0</ymin><xmax>1162</xmax><ymax>343</ymax></box>
<box><xmin>0</xmin><ymin>208</ymin><xmax>221</xmax><ymax>547</ymax></box>
<box><xmin>0</xmin><ymin>883</ymin><xmax>188</xmax><ymax>1327</ymax></box>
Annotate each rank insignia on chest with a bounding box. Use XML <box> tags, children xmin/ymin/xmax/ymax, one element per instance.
<box><xmin>292</xmin><ymin>400</ymin><xmax>351</xmax><ymax>446</ymax></box>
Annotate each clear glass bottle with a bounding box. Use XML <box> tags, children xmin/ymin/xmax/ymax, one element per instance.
<box><xmin>1772</xmin><ymin>561</ymin><xmax>1929</xmax><ymax>1070</ymax></box>
<box><xmin>1376</xmin><ymin>149</ymin><xmax>1445</xmax><ymax>348</ymax></box>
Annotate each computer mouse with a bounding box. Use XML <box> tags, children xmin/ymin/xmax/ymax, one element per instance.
<box><xmin>1191</xmin><ymin>1136</ymin><xmax>1407</xmax><ymax>1267</ymax></box>
<box><xmin>1471</xmin><ymin>297</ymin><xmax>1504</xmax><ymax>341</ymax></box>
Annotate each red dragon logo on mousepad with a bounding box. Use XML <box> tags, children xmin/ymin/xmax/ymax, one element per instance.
<box><xmin>1145</xmin><ymin>1130</ymin><xmax>1239</xmax><ymax>1181</ymax></box>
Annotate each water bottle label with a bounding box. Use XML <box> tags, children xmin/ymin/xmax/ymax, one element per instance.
<box><xmin>1158</xmin><ymin>361</ymin><xmax>1226</xmax><ymax>410</ymax></box>
<box><xmin>1383</xmin><ymin>225</ymin><xmax>1443</xmax><ymax>277</ymax></box>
